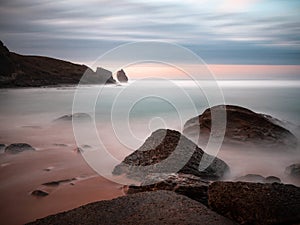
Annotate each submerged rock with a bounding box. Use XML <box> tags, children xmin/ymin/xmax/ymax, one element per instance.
<box><xmin>31</xmin><ymin>190</ymin><xmax>49</xmax><ymax>197</ymax></box>
<box><xmin>126</xmin><ymin>173</ymin><xmax>210</xmax><ymax>205</ymax></box>
<box><xmin>113</xmin><ymin>129</ymin><xmax>229</xmax><ymax>181</ymax></box>
<box><xmin>116</xmin><ymin>69</ymin><xmax>128</xmax><ymax>83</ymax></box>
<box><xmin>183</xmin><ymin>105</ymin><xmax>298</xmax><ymax>149</ymax></box>
<box><xmin>285</xmin><ymin>163</ymin><xmax>300</xmax><ymax>178</ymax></box>
<box><xmin>27</xmin><ymin>191</ymin><xmax>237</xmax><ymax>225</ymax></box>
<box><xmin>235</xmin><ymin>174</ymin><xmax>281</xmax><ymax>183</ymax></box>
<box><xmin>5</xmin><ymin>143</ymin><xmax>35</xmax><ymax>154</ymax></box>
<box><xmin>54</xmin><ymin>113</ymin><xmax>92</xmax><ymax>122</ymax></box>
<box><xmin>208</xmin><ymin>181</ymin><xmax>300</xmax><ymax>225</ymax></box>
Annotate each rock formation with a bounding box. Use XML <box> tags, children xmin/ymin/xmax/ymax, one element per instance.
<box><xmin>183</xmin><ymin>105</ymin><xmax>297</xmax><ymax>149</ymax></box>
<box><xmin>116</xmin><ymin>69</ymin><xmax>128</xmax><ymax>83</ymax></box>
<box><xmin>125</xmin><ymin>173</ymin><xmax>210</xmax><ymax>205</ymax></box>
<box><xmin>113</xmin><ymin>129</ymin><xmax>229</xmax><ymax>181</ymax></box>
<box><xmin>208</xmin><ymin>181</ymin><xmax>300</xmax><ymax>225</ymax></box>
<box><xmin>5</xmin><ymin>143</ymin><xmax>35</xmax><ymax>154</ymax></box>
<box><xmin>235</xmin><ymin>174</ymin><xmax>281</xmax><ymax>183</ymax></box>
<box><xmin>27</xmin><ymin>190</ymin><xmax>237</xmax><ymax>225</ymax></box>
<box><xmin>0</xmin><ymin>40</ymin><xmax>115</xmax><ymax>87</ymax></box>
<box><xmin>53</xmin><ymin>113</ymin><xmax>92</xmax><ymax>122</ymax></box>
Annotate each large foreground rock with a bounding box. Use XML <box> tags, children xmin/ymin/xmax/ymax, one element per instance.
<box><xmin>28</xmin><ymin>191</ymin><xmax>237</xmax><ymax>225</ymax></box>
<box><xmin>126</xmin><ymin>173</ymin><xmax>210</xmax><ymax>205</ymax></box>
<box><xmin>5</xmin><ymin>143</ymin><xmax>35</xmax><ymax>154</ymax></box>
<box><xmin>113</xmin><ymin>129</ymin><xmax>229</xmax><ymax>181</ymax></box>
<box><xmin>208</xmin><ymin>181</ymin><xmax>300</xmax><ymax>225</ymax></box>
<box><xmin>183</xmin><ymin>105</ymin><xmax>298</xmax><ymax>149</ymax></box>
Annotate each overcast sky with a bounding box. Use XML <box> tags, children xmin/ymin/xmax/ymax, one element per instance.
<box><xmin>1</xmin><ymin>0</ymin><xmax>300</xmax><ymax>67</ymax></box>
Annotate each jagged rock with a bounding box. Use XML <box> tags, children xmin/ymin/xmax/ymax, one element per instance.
<box><xmin>125</xmin><ymin>173</ymin><xmax>210</xmax><ymax>205</ymax></box>
<box><xmin>208</xmin><ymin>181</ymin><xmax>300</xmax><ymax>225</ymax></box>
<box><xmin>183</xmin><ymin>105</ymin><xmax>298</xmax><ymax>149</ymax></box>
<box><xmin>113</xmin><ymin>129</ymin><xmax>230</xmax><ymax>181</ymax></box>
<box><xmin>31</xmin><ymin>190</ymin><xmax>49</xmax><ymax>197</ymax></box>
<box><xmin>116</xmin><ymin>69</ymin><xmax>128</xmax><ymax>83</ymax></box>
<box><xmin>235</xmin><ymin>174</ymin><xmax>281</xmax><ymax>183</ymax></box>
<box><xmin>54</xmin><ymin>113</ymin><xmax>92</xmax><ymax>122</ymax></box>
<box><xmin>27</xmin><ymin>191</ymin><xmax>237</xmax><ymax>225</ymax></box>
<box><xmin>5</xmin><ymin>143</ymin><xmax>35</xmax><ymax>154</ymax></box>
<box><xmin>285</xmin><ymin>164</ymin><xmax>300</xmax><ymax>178</ymax></box>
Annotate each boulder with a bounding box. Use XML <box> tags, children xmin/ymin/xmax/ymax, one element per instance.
<box><xmin>183</xmin><ymin>105</ymin><xmax>298</xmax><ymax>149</ymax></box>
<box><xmin>116</xmin><ymin>69</ymin><xmax>128</xmax><ymax>83</ymax></box>
<box><xmin>126</xmin><ymin>173</ymin><xmax>210</xmax><ymax>205</ymax></box>
<box><xmin>27</xmin><ymin>190</ymin><xmax>237</xmax><ymax>225</ymax></box>
<box><xmin>113</xmin><ymin>129</ymin><xmax>229</xmax><ymax>181</ymax></box>
<box><xmin>285</xmin><ymin>164</ymin><xmax>300</xmax><ymax>178</ymax></box>
<box><xmin>208</xmin><ymin>181</ymin><xmax>300</xmax><ymax>225</ymax></box>
<box><xmin>5</xmin><ymin>143</ymin><xmax>35</xmax><ymax>154</ymax></box>
<box><xmin>235</xmin><ymin>174</ymin><xmax>281</xmax><ymax>183</ymax></box>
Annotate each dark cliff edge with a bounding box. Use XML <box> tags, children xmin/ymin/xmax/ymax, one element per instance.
<box><xmin>0</xmin><ymin>41</ymin><xmax>115</xmax><ymax>88</ymax></box>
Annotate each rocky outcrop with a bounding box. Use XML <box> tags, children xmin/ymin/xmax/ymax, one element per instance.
<box><xmin>235</xmin><ymin>174</ymin><xmax>281</xmax><ymax>183</ymax></box>
<box><xmin>53</xmin><ymin>113</ymin><xmax>92</xmax><ymax>122</ymax></box>
<box><xmin>0</xmin><ymin>40</ymin><xmax>115</xmax><ymax>87</ymax></box>
<box><xmin>5</xmin><ymin>143</ymin><xmax>35</xmax><ymax>154</ymax></box>
<box><xmin>183</xmin><ymin>105</ymin><xmax>298</xmax><ymax>149</ymax></box>
<box><xmin>285</xmin><ymin>164</ymin><xmax>300</xmax><ymax>179</ymax></box>
<box><xmin>208</xmin><ymin>181</ymin><xmax>300</xmax><ymax>225</ymax></box>
<box><xmin>116</xmin><ymin>69</ymin><xmax>128</xmax><ymax>83</ymax></box>
<box><xmin>27</xmin><ymin>190</ymin><xmax>237</xmax><ymax>225</ymax></box>
<box><xmin>113</xmin><ymin>129</ymin><xmax>229</xmax><ymax>181</ymax></box>
<box><xmin>125</xmin><ymin>173</ymin><xmax>210</xmax><ymax>205</ymax></box>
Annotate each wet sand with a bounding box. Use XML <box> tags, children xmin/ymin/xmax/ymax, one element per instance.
<box><xmin>0</xmin><ymin>148</ymin><xmax>124</xmax><ymax>225</ymax></box>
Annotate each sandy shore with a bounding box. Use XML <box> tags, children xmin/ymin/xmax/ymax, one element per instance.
<box><xmin>0</xmin><ymin>148</ymin><xmax>124</xmax><ymax>225</ymax></box>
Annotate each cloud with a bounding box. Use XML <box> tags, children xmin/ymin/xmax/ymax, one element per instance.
<box><xmin>0</xmin><ymin>0</ymin><xmax>299</xmax><ymax>65</ymax></box>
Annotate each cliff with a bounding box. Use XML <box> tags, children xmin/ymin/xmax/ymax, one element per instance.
<box><xmin>0</xmin><ymin>41</ymin><xmax>115</xmax><ymax>87</ymax></box>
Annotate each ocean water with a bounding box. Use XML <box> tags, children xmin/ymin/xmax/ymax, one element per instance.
<box><xmin>0</xmin><ymin>79</ymin><xmax>299</xmax><ymax>184</ymax></box>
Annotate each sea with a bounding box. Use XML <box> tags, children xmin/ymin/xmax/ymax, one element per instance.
<box><xmin>0</xmin><ymin>79</ymin><xmax>299</xmax><ymax>185</ymax></box>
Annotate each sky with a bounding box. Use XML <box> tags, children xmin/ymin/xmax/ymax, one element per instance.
<box><xmin>0</xmin><ymin>0</ymin><xmax>300</xmax><ymax>79</ymax></box>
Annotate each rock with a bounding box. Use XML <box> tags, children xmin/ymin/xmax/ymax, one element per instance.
<box><xmin>183</xmin><ymin>105</ymin><xmax>298</xmax><ymax>149</ymax></box>
<box><xmin>73</xmin><ymin>147</ymin><xmax>84</xmax><ymax>153</ymax></box>
<box><xmin>31</xmin><ymin>190</ymin><xmax>49</xmax><ymax>197</ymax></box>
<box><xmin>126</xmin><ymin>173</ymin><xmax>210</xmax><ymax>205</ymax></box>
<box><xmin>27</xmin><ymin>190</ymin><xmax>237</xmax><ymax>225</ymax></box>
<box><xmin>116</xmin><ymin>69</ymin><xmax>128</xmax><ymax>83</ymax></box>
<box><xmin>5</xmin><ymin>143</ymin><xmax>35</xmax><ymax>154</ymax></box>
<box><xmin>208</xmin><ymin>181</ymin><xmax>300</xmax><ymax>225</ymax></box>
<box><xmin>235</xmin><ymin>174</ymin><xmax>265</xmax><ymax>183</ymax></box>
<box><xmin>265</xmin><ymin>176</ymin><xmax>281</xmax><ymax>183</ymax></box>
<box><xmin>42</xmin><ymin>178</ymin><xmax>76</xmax><ymax>187</ymax></box>
<box><xmin>285</xmin><ymin>164</ymin><xmax>300</xmax><ymax>178</ymax></box>
<box><xmin>0</xmin><ymin>144</ymin><xmax>5</xmax><ymax>153</ymax></box>
<box><xmin>113</xmin><ymin>129</ymin><xmax>230</xmax><ymax>181</ymax></box>
<box><xmin>235</xmin><ymin>174</ymin><xmax>281</xmax><ymax>183</ymax></box>
<box><xmin>54</xmin><ymin>113</ymin><xmax>92</xmax><ymax>122</ymax></box>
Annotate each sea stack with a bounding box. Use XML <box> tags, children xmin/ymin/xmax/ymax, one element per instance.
<box><xmin>116</xmin><ymin>69</ymin><xmax>128</xmax><ymax>83</ymax></box>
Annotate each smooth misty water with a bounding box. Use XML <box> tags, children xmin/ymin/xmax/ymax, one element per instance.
<box><xmin>0</xmin><ymin>80</ymin><xmax>299</xmax><ymax>184</ymax></box>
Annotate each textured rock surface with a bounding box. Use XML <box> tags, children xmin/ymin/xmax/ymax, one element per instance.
<box><xmin>116</xmin><ymin>69</ymin><xmax>128</xmax><ymax>83</ymax></box>
<box><xmin>183</xmin><ymin>105</ymin><xmax>298</xmax><ymax>149</ymax></box>
<box><xmin>126</xmin><ymin>173</ymin><xmax>210</xmax><ymax>205</ymax></box>
<box><xmin>27</xmin><ymin>191</ymin><xmax>237</xmax><ymax>225</ymax></box>
<box><xmin>5</xmin><ymin>143</ymin><xmax>35</xmax><ymax>154</ymax></box>
<box><xmin>208</xmin><ymin>181</ymin><xmax>300</xmax><ymax>225</ymax></box>
<box><xmin>113</xmin><ymin>129</ymin><xmax>229</xmax><ymax>181</ymax></box>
